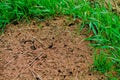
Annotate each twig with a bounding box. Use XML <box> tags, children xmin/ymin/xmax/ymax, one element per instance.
<box><xmin>30</xmin><ymin>69</ymin><xmax>42</xmax><ymax>80</ymax></box>
<box><xmin>15</xmin><ymin>52</ymin><xmax>43</xmax><ymax>80</ymax></box>
<box><xmin>28</xmin><ymin>52</ymin><xmax>43</xmax><ymax>67</ymax></box>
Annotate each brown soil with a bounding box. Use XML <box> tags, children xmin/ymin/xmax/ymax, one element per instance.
<box><xmin>0</xmin><ymin>16</ymin><xmax>105</xmax><ymax>80</ymax></box>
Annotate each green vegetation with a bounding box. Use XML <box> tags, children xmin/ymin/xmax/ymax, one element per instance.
<box><xmin>0</xmin><ymin>0</ymin><xmax>120</xmax><ymax>79</ymax></box>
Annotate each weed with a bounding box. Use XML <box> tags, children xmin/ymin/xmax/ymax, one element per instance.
<box><xmin>93</xmin><ymin>50</ymin><xmax>113</xmax><ymax>73</ymax></box>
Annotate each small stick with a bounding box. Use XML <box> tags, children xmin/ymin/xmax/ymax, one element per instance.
<box><xmin>30</xmin><ymin>69</ymin><xmax>42</xmax><ymax>80</ymax></box>
<box><xmin>28</xmin><ymin>52</ymin><xmax>43</xmax><ymax>67</ymax></box>
<box><xmin>15</xmin><ymin>52</ymin><xmax>43</xmax><ymax>80</ymax></box>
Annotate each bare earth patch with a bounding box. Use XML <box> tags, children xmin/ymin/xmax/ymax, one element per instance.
<box><xmin>0</xmin><ymin>16</ymin><xmax>105</xmax><ymax>80</ymax></box>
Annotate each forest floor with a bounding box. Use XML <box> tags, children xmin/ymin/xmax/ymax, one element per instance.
<box><xmin>0</xmin><ymin>16</ymin><xmax>105</xmax><ymax>80</ymax></box>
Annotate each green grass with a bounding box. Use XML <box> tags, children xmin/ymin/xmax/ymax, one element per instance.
<box><xmin>0</xmin><ymin>0</ymin><xmax>120</xmax><ymax>79</ymax></box>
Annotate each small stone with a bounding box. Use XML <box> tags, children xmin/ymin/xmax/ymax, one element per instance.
<box><xmin>30</xmin><ymin>45</ymin><xmax>36</xmax><ymax>50</ymax></box>
<box><xmin>48</xmin><ymin>43</ymin><xmax>53</xmax><ymax>49</ymax></box>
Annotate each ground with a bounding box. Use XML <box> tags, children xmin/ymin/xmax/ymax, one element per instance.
<box><xmin>0</xmin><ymin>16</ymin><xmax>105</xmax><ymax>80</ymax></box>
<box><xmin>104</xmin><ymin>0</ymin><xmax>120</xmax><ymax>14</ymax></box>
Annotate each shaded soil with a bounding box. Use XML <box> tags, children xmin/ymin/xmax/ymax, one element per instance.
<box><xmin>0</xmin><ymin>16</ymin><xmax>105</xmax><ymax>80</ymax></box>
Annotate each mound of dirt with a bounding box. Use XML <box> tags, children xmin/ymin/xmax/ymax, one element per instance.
<box><xmin>0</xmin><ymin>16</ymin><xmax>105</xmax><ymax>80</ymax></box>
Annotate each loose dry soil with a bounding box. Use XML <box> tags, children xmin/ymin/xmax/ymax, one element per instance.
<box><xmin>0</xmin><ymin>16</ymin><xmax>105</xmax><ymax>80</ymax></box>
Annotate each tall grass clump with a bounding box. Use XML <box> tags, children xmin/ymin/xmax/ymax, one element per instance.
<box><xmin>0</xmin><ymin>0</ymin><xmax>63</xmax><ymax>32</ymax></box>
<box><xmin>81</xmin><ymin>1</ymin><xmax>120</xmax><ymax>79</ymax></box>
<box><xmin>0</xmin><ymin>0</ymin><xmax>120</xmax><ymax>79</ymax></box>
